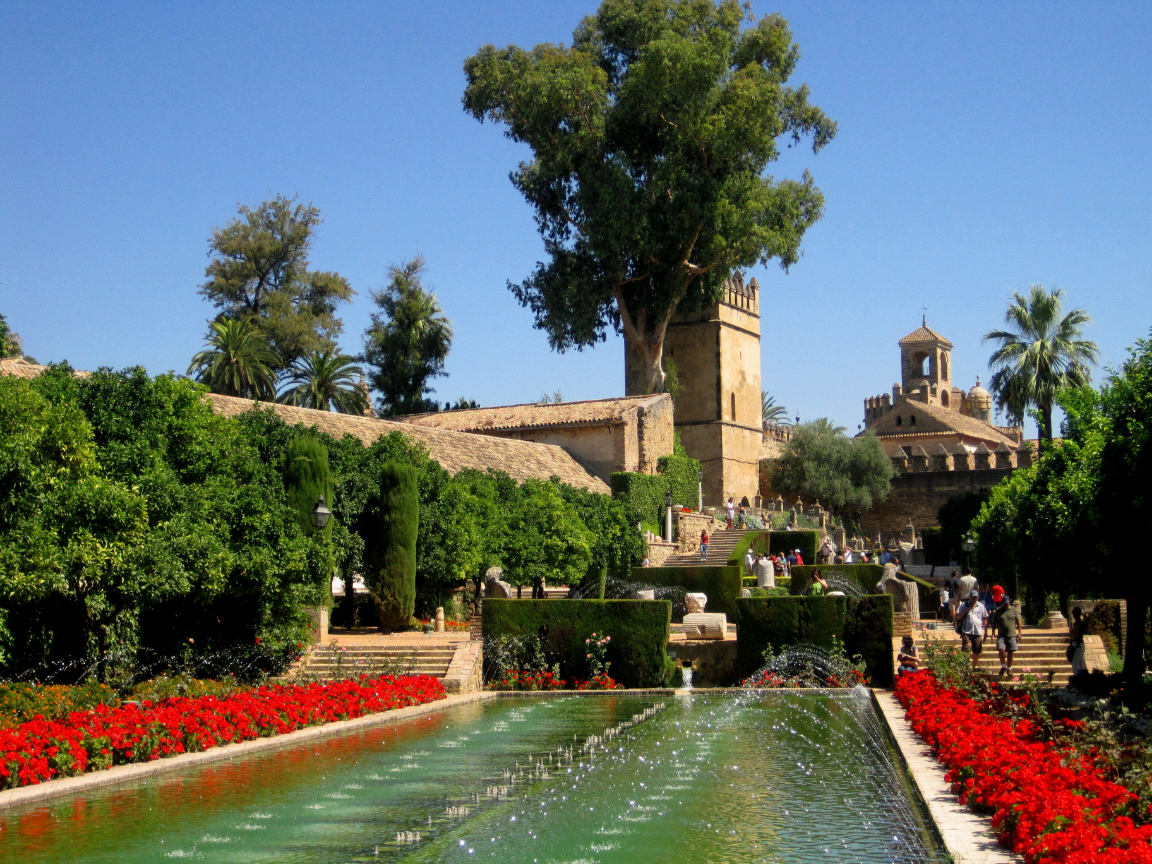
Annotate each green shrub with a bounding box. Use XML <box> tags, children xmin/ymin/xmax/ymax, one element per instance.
<box><xmin>632</xmin><ymin>565</ymin><xmax>743</xmax><ymax>619</ymax></box>
<box><xmin>736</xmin><ymin>594</ymin><xmax>893</xmax><ymax>686</ymax></box>
<box><xmin>284</xmin><ymin>435</ymin><xmax>335</xmax><ymax>602</ymax></box>
<box><xmin>727</xmin><ymin>531</ymin><xmax>770</xmax><ymax>567</ymax></box>
<box><xmin>768</xmin><ymin>531</ymin><xmax>818</xmax><ymax>564</ymax></box>
<box><xmin>790</xmin><ymin>564</ymin><xmax>884</xmax><ymax>595</ymax></box>
<box><xmin>1082</xmin><ymin>600</ymin><xmax>1123</xmax><ymax>655</ymax></box>
<box><xmin>362</xmin><ymin>462</ymin><xmax>419</xmax><ymax>631</ymax></box>
<box><xmin>481</xmin><ymin>599</ymin><xmax>671</xmax><ymax>688</ymax></box>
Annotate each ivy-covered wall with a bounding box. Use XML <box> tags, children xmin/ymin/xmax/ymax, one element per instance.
<box><xmin>610</xmin><ymin>451</ymin><xmax>700</xmax><ymax>527</ymax></box>
<box><xmin>481</xmin><ymin>599</ymin><xmax>672</xmax><ymax>688</ymax></box>
<box><xmin>735</xmin><ymin>594</ymin><xmax>894</xmax><ymax>686</ymax></box>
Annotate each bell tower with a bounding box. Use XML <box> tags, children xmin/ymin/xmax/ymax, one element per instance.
<box><xmin>898</xmin><ymin>318</ymin><xmax>954</xmax><ymax>409</ymax></box>
<box><xmin>625</xmin><ymin>273</ymin><xmax>762</xmax><ymax>506</ymax></box>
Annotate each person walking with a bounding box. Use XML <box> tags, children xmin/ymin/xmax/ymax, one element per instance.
<box><xmin>745</xmin><ymin>546</ymin><xmax>756</xmax><ymax>576</ymax></box>
<box><xmin>945</xmin><ymin>571</ymin><xmax>962</xmax><ymax>617</ymax></box>
<box><xmin>1068</xmin><ymin>606</ymin><xmax>1088</xmax><ymax>675</ymax></box>
<box><xmin>938</xmin><ymin>587</ymin><xmax>952</xmax><ymax>622</ymax></box>
<box><xmin>725</xmin><ymin>498</ymin><xmax>736</xmax><ymax>530</ymax></box>
<box><xmin>990</xmin><ymin>590</ymin><xmax>1023</xmax><ymax>678</ymax></box>
<box><xmin>958</xmin><ymin>568</ymin><xmax>978</xmax><ymax>600</ymax></box>
<box><xmin>699</xmin><ymin>529</ymin><xmax>710</xmax><ymax>561</ymax></box>
<box><xmin>956</xmin><ymin>589</ymin><xmax>989</xmax><ymax>667</ymax></box>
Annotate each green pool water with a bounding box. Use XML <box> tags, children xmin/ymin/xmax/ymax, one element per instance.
<box><xmin>0</xmin><ymin>691</ymin><xmax>945</xmax><ymax>863</ymax></box>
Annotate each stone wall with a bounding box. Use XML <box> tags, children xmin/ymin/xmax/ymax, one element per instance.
<box><xmin>860</xmin><ymin>467</ymin><xmax>1014</xmax><ymax>534</ymax></box>
<box><xmin>497</xmin><ymin>424</ymin><xmax>625</xmax><ymax>485</ymax></box>
<box><xmin>675</xmin><ymin>511</ymin><xmax>715</xmax><ymax>554</ymax></box>
<box><xmin>645</xmin><ymin>535</ymin><xmax>678</xmax><ymax>567</ymax></box>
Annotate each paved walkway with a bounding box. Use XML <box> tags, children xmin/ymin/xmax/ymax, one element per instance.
<box><xmin>874</xmin><ymin>690</ymin><xmax>1023</xmax><ymax>863</ymax></box>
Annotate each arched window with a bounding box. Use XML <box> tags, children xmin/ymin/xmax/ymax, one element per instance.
<box><xmin>941</xmin><ymin>355</ymin><xmax>949</xmax><ymax>380</ymax></box>
<box><xmin>941</xmin><ymin>391</ymin><xmax>950</xmax><ymax>408</ymax></box>
<box><xmin>896</xmin><ymin>416</ymin><xmax>902</xmax><ymax>427</ymax></box>
<box><xmin>910</xmin><ymin>414</ymin><xmax>917</xmax><ymax>426</ymax></box>
<box><xmin>731</xmin><ymin>392</ymin><xmax>737</xmax><ymax>421</ymax></box>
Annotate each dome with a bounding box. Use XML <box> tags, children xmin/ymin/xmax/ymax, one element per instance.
<box><xmin>968</xmin><ymin>376</ymin><xmax>991</xmax><ymax>400</ymax></box>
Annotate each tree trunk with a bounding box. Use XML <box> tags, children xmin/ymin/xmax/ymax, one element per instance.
<box><xmin>1124</xmin><ymin>593</ymin><xmax>1148</xmax><ymax>682</ymax></box>
<box><xmin>626</xmin><ymin>330</ymin><xmax>667</xmax><ymax>394</ymax></box>
<box><xmin>1039</xmin><ymin>401</ymin><xmax>1054</xmax><ymax>441</ymax></box>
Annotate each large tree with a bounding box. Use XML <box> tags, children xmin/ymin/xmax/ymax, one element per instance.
<box><xmin>362</xmin><ymin>257</ymin><xmax>453</xmax><ymax>416</ymax></box>
<box><xmin>187</xmin><ymin>319</ymin><xmax>280</xmax><ymax>400</ymax></box>
<box><xmin>199</xmin><ymin>196</ymin><xmax>353</xmax><ymax>366</ymax></box>
<box><xmin>278</xmin><ymin>351</ymin><xmax>368</xmax><ymax>414</ymax></box>
<box><xmin>774</xmin><ymin>419</ymin><xmax>894</xmax><ymax>513</ymax></box>
<box><xmin>463</xmin><ymin>0</ymin><xmax>835</xmax><ymax>393</ymax></box>
<box><xmin>0</xmin><ymin>313</ymin><xmax>22</xmax><ymax>359</ymax></box>
<box><xmin>983</xmin><ymin>284</ymin><xmax>1097</xmax><ymax>441</ymax></box>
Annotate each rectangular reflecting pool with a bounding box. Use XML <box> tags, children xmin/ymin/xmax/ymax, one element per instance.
<box><xmin>0</xmin><ymin>691</ymin><xmax>946</xmax><ymax>863</ymax></box>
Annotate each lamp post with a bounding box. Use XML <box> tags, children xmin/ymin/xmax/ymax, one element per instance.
<box><xmin>664</xmin><ymin>489</ymin><xmax>674</xmax><ymax>543</ymax></box>
<box><xmin>697</xmin><ymin>465</ymin><xmax>703</xmax><ymax>512</ymax></box>
<box><xmin>310</xmin><ymin>496</ymin><xmax>332</xmax><ymax>531</ymax></box>
<box><xmin>962</xmin><ymin>532</ymin><xmax>975</xmax><ymax>572</ymax></box>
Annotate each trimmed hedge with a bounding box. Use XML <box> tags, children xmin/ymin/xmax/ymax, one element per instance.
<box><xmin>790</xmin><ymin>564</ymin><xmax>884</xmax><ymax>595</ymax></box>
<box><xmin>736</xmin><ymin>594</ymin><xmax>894</xmax><ymax>686</ymax></box>
<box><xmin>727</xmin><ymin>530</ymin><xmax>770</xmax><ymax>567</ymax></box>
<box><xmin>632</xmin><ymin>565</ymin><xmax>743</xmax><ymax>619</ymax></box>
<box><xmin>609</xmin><ymin>454</ymin><xmax>700</xmax><ymax>527</ymax></box>
<box><xmin>482</xmin><ymin>599</ymin><xmax>672</xmax><ymax>688</ymax></box>
<box><xmin>768</xmin><ymin>530</ymin><xmax>818</xmax><ymax>565</ymax></box>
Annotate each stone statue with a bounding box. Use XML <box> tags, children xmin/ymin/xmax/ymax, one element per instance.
<box><xmin>483</xmin><ymin>567</ymin><xmax>514</xmax><ymax>599</ymax></box>
<box><xmin>875</xmin><ymin>568</ymin><xmax>920</xmax><ymax>618</ymax></box>
<box><xmin>685</xmin><ymin>593</ymin><xmax>708</xmax><ymax>614</ymax></box>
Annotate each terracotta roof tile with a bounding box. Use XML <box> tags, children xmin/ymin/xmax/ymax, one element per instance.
<box><xmin>898</xmin><ymin>322</ymin><xmax>953</xmax><ymax>347</ymax></box>
<box><xmin>401</xmin><ymin>394</ymin><xmax>668</xmax><ymax>433</ymax></box>
<box><xmin>206</xmin><ymin>394</ymin><xmax>610</xmax><ymax>493</ymax></box>
<box><xmin>872</xmin><ymin>399</ymin><xmax>1021</xmax><ymax>448</ymax></box>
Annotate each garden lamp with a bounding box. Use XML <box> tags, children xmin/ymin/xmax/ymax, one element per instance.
<box><xmin>310</xmin><ymin>495</ymin><xmax>332</xmax><ymax>530</ymax></box>
<box><xmin>962</xmin><ymin>533</ymin><xmax>975</xmax><ymax>553</ymax></box>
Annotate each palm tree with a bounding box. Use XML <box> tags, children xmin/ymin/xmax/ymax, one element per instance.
<box><xmin>982</xmin><ymin>284</ymin><xmax>1097</xmax><ymax>441</ymax></box>
<box><xmin>279</xmin><ymin>351</ymin><xmax>367</xmax><ymax>413</ymax></box>
<box><xmin>762</xmin><ymin>391</ymin><xmax>789</xmax><ymax>426</ymax></box>
<box><xmin>188</xmin><ymin>318</ymin><xmax>280</xmax><ymax>400</ymax></box>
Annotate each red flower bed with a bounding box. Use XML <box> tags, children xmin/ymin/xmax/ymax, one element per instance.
<box><xmin>574</xmin><ymin>673</ymin><xmax>624</xmax><ymax>691</ymax></box>
<box><xmin>486</xmin><ymin>670</ymin><xmax>566</xmax><ymax>691</ymax></box>
<box><xmin>895</xmin><ymin>672</ymin><xmax>1152</xmax><ymax>863</ymax></box>
<box><xmin>0</xmin><ymin>674</ymin><xmax>444</xmax><ymax>790</ymax></box>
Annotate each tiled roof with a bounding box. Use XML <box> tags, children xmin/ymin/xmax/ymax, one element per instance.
<box><xmin>207</xmin><ymin>394</ymin><xmax>610</xmax><ymax>493</ymax></box>
<box><xmin>401</xmin><ymin>394</ymin><xmax>668</xmax><ymax>433</ymax></box>
<box><xmin>898</xmin><ymin>322</ymin><xmax>953</xmax><ymax>347</ymax></box>
<box><xmin>0</xmin><ymin>360</ymin><xmax>609</xmax><ymax>493</ymax></box>
<box><xmin>872</xmin><ymin>399</ymin><xmax>1021</xmax><ymax>448</ymax></box>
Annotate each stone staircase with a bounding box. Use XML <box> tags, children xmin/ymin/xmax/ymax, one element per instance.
<box><xmin>294</xmin><ymin>642</ymin><xmax>464</xmax><ymax>680</ymax></box>
<box><xmin>660</xmin><ymin>529</ymin><xmax>752</xmax><ymax>567</ymax></box>
<box><xmin>991</xmin><ymin>627</ymin><xmax>1075</xmax><ymax>679</ymax></box>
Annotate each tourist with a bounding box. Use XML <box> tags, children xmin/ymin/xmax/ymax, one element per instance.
<box><xmin>794</xmin><ymin>548</ymin><xmax>805</xmax><ymax>566</ymax></box>
<box><xmin>745</xmin><ymin>546</ymin><xmax>756</xmax><ymax>576</ymax></box>
<box><xmin>834</xmin><ymin>547</ymin><xmax>845</xmax><ymax>565</ymax></box>
<box><xmin>1068</xmin><ymin>606</ymin><xmax>1088</xmax><ymax>675</ymax></box>
<box><xmin>804</xmin><ymin>569</ymin><xmax>828</xmax><ymax>596</ymax></box>
<box><xmin>880</xmin><ymin>549</ymin><xmax>892</xmax><ymax>566</ymax></box>
<box><xmin>990</xmin><ymin>591</ymin><xmax>1023</xmax><ymax>677</ymax></box>
<box><xmin>699</xmin><ymin>529</ymin><xmax>710</xmax><ymax>561</ymax></box>
<box><xmin>897</xmin><ymin>635</ymin><xmax>920</xmax><ymax>674</ymax></box>
<box><xmin>945</xmin><ymin>571</ymin><xmax>961</xmax><ymax>616</ymax></box>
<box><xmin>755</xmin><ymin>552</ymin><xmax>775</xmax><ymax>588</ymax></box>
<box><xmin>958</xmin><ymin>568</ymin><xmax>978</xmax><ymax>600</ymax></box>
<box><xmin>819</xmin><ymin>539</ymin><xmax>833</xmax><ymax>564</ymax></box>
<box><xmin>937</xmin><ymin>587</ymin><xmax>951</xmax><ymax>622</ymax></box>
<box><xmin>956</xmin><ymin>589</ymin><xmax>989</xmax><ymax>667</ymax></box>
<box><xmin>725</xmin><ymin>497</ymin><xmax>735</xmax><ymax>529</ymax></box>
<box><xmin>843</xmin><ymin>546</ymin><xmax>855</xmax><ymax>564</ymax></box>
<box><xmin>737</xmin><ymin>505</ymin><xmax>747</xmax><ymax>528</ymax></box>
<box><xmin>641</xmin><ymin>555</ymin><xmax>650</xmax><ymax>568</ymax></box>
<box><xmin>981</xmin><ymin>584</ymin><xmax>999</xmax><ymax>614</ymax></box>
<box><xmin>786</xmin><ymin>549</ymin><xmax>798</xmax><ymax>568</ymax></box>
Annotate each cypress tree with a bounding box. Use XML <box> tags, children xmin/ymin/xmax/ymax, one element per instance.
<box><xmin>362</xmin><ymin>462</ymin><xmax>418</xmax><ymax>632</ymax></box>
<box><xmin>283</xmin><ymin>435</ymin><xmax>335</xmax><ymax>602</ymax></box>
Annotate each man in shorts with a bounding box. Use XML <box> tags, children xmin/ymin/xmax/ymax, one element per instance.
<box><xmin>956</xmin><ymin>589</ymin><xmax>989</xmax><ymax>668</ymax></box>
<box><xmin>990</xmin><ymin>589</ymin><xmax>1023</xmax><ymax>677</ymax></box>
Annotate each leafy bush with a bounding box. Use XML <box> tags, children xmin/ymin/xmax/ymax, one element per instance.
<box><xmin>609</xmin><ymin>450</ymin><xmax>700</xmax><ymax>527</ymax></box>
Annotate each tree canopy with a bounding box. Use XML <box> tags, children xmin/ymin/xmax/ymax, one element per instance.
<box><xmin>278</xmin><ymin>351</ymin><xmax>367</xmax><ymax>414</ymax></box>
<box><xmin>187</xmin><ymin>318</ymin><xmax>280</xmax><ymax>399</ymax></box>
<box><xmin>362</xmin><ymin>256</ymin><xmax>453</xmax><ymax>416</ymax></box>
<box><xmin>463</xmin><ymin>0</ymin><xmax>836</xmax><ymax>393</ymax></box>
<box><xmin>199</xmin><ymin>196</ymin><xmax>353</xmax><ymax>367</ymax></box>
<box><xmin>774</xmin><ymin>419</ymin><xmax>894</xmax><ymax>513</ymax></box>
<box><xmin>972</xmin><ymin>331</ymin><xmax>1152</xmax><ymax>676</ymax></box>
<box><xmin>983</xmin><ymin>284</ymin><xmax>1097</xmax><ymax>440</ymax></box>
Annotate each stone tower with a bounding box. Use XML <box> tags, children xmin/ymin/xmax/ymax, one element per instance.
<box><xmin>625</xmin><ymin>273</ymin><xmax>762</xmax><ymax>506</ymax></box>
<box><xmin>899</xmin><ymin>317</ymin><xmax>954</xmax><ymax>409</ymax></box>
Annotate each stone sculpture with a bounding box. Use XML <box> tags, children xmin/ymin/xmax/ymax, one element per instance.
<box><xmin>682</xmin><ymin>592</ymin><xmax>726</xmax><ymax>640</ymax></box>
<box><xmin>685</xmin><ymin>593</ymin><xmax>708</xmax><ymax>614</ymax></box>
<box><xmin>483</xmin><ymin>567</ymin><xmax>514</xmax><ymax>599</ymax></box>
<box><xmin>875</xmin><ymin>568</ymin><xmax>920</xmax><ymax>619</ymax></box>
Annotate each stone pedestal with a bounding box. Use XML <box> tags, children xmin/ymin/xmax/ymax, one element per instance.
<box><xmin>306</xmin><ymin>606</ymin><xmax>329</xmax><ymax>645</ymax></box>
<box><xmin>1040</xmin><ymin>610</ymin><xmax>1067</xmax><ymax>630</ymax></box>
<box><xmin>434</xmin><ymin>606</ymin><xmax>445</xmax><ymax>633</ymax></box>
<box><xmin>682</xmin><ymin>612</ymin><xmax>727</xmax><ymax>640</ymax></box>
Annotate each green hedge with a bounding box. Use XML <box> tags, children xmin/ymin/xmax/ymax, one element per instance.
<box><xmin>632</xmin><ymin>565</ymin><xmax>743</xmax><ymax>619</ymax></box>
<box><xmin>482</xmin><ymin>599</ymin><xmax>671</xmax><ymax>688</ymax></box>
<box><xmin>789</xmin><ymin>564</ymin><xmax>938</xmax><ymax>613</ymax></box>
<box><xmin>768</xmin><ymin>530</ymin><xmax>818</xmax><ymax>565</ymax></box>
<box><xmin>610</xmin><ymin>454</ymin><xmax>700</xmax><ymax>527</ymax></box>
<box><xmin>735</xmin><ymin>595</ymin><xmax>893</xmax><ymax>686</ymax></box>
<box><xmin>920</xmin><ymin>527</ymin><xmax>950</xmax><ymax>567</ymax></box>
<box><xmin>727</xmin><ymin>530</ymin><xmax>770</xmax><ymax>567</ymax></box>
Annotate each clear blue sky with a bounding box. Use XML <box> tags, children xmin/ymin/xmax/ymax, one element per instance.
<box><xmin>3</xmin><ymin>1</ymin><xmax>1149</xmax><ymax>436</ymax></box>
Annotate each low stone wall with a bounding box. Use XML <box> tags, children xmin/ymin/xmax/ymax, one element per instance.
<box><xmin>645</xmin><ymin>536</ymin><xmax>678</xmax><ymax>567</ymax></box>
<box><xmin>675</xmin><ymin>511</ymin><xmax>713</xmax><ymax>553</ymax></box>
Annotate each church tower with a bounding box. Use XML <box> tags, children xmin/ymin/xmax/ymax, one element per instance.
<box><xmin>898</xmin><ymin>317</ymin><xmax>954</xmax><ymax>410</ymax></box>
<box><xmin>625</xmin><ymin>273</ymin><xmax>762</xmax><ymax>506</ymax></box>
